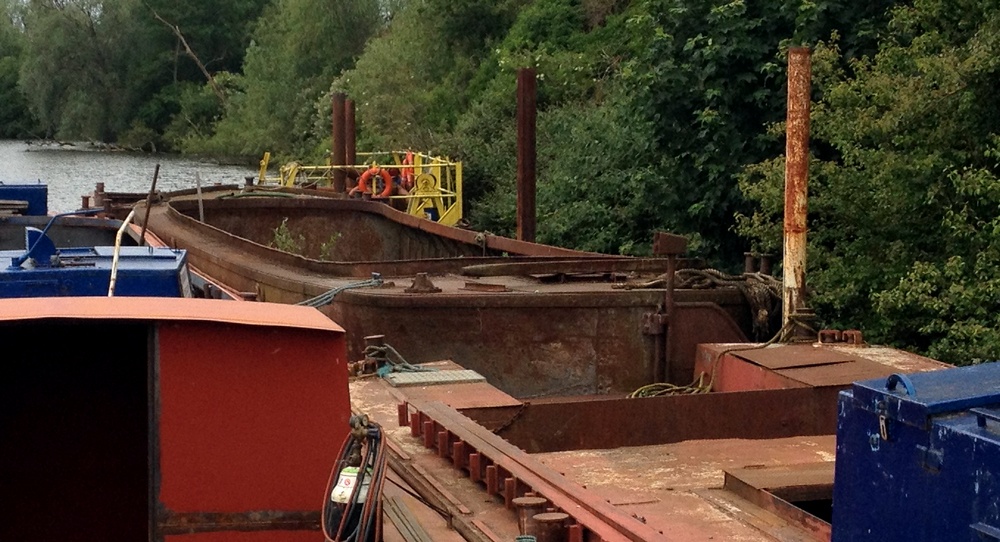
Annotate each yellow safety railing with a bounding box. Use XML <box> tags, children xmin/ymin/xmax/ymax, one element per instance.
<box><xmin>258</xmin><ymin>151</ymin><xmax>463</xmax><ymax>226</ymax></box>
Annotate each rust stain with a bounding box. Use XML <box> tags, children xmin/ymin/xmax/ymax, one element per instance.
<box><xmin>783</xmin><ymin>46</ymin><xmax>812</xmax><ymax>321</ymax></box>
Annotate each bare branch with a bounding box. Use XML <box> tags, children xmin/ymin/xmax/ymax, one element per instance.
<box><xmin>147</xmin><ymin>5</ymin><xmax>226</xmax><ymax>105</ymax></box>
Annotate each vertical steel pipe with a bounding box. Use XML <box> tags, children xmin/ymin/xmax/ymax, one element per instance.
<box><xmin>331</xmin><ymin>92</ymin><xmax>347</xmax><ymax>192</ymax></box>
<box><xmin>783</xmin><ymin>47</ymin><xmax>811</xmax><ymax>332</ymax></box>
<box><xmin>652</xmin><ymin>232</ymin><xmax>687</xmax><ymax>383</ymax></box>
<box><xmin>760</xmin><ymin>254</ymin><xmax>773</xmax><ymax>275</ymax></box>
<box><xmin>345</xmin><ymin>98</ymin><xmax>357</xmax><ymax>190</ymax></box>
<box><xmin>517</xmin><ymin>68</ymin><xmax>537</xmax><ymax>243</ymax></box>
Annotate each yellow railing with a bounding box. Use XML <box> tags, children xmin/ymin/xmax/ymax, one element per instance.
<box><xmin>258</xmin><ymin>151</ymin><xmax>463</xmax><ymax>226</ymax></box>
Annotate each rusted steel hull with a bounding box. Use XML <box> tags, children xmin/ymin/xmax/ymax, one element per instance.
<box><xmin>167</xmin><ymin>195</ymin><xmax>593</xmax><ymax>265</ymax></box>
<box><xmin>331</xmin><ymin>293</ymin><xmax>747</xmax><ymax>396</ymax></box>
<box><xmin>138</xmin><ymin>195</ymin><xmax>755</xmax><ymax>395</ymax></box>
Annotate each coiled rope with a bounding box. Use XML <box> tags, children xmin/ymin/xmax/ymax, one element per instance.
<box><xmin>298</xmin><ymin>273</ymin><xmax>384</xmax><ymax>308</ymax></box>
<box><xmin>622</xmin><ymin>268</ymin><xmax>782</xmax><ymax>341</ymax></box>
<box><xmin>677</xmin><ymin>268</ymin><xmax>782</xmax><ymax>341</ymax></box>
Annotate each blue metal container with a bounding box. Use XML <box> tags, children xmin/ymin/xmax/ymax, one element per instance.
<box><xmin>832</xmin><ymin>363</ymin><xmax>1000</xmax><ymax>541</ymax></box>
<box><xmin>0</xmin><ymin>183</ymin><xmax>48</xmax><ymax>216</ymax></box>
<box><xmin>0</xmin><ymin>228</ymin><xmax>192</xmax><ymax>298</ymax></box>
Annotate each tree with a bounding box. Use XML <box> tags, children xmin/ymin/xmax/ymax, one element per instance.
<box><xmin>455</xmin><ymin>0</ymin><xmax>661</xmax><ymax>253</ymax></box>
<box><xmin>133</xmin><ymin>0</ymin><xmax>269</xmax><ymax>147</ymax></box>
<box><xmin>201</xmin><ymin>0</ymin><xmax>385</xmax><ymax>158</ymax></box>
<box><xmin>18</xmin><ymin>0</ymin><xmax>158</xmax><ymax>141</ymax></box>
<box><xmin>0</xmin><ymin>1</ymin><xmax>36</xmax><ymax>137</ymax></box>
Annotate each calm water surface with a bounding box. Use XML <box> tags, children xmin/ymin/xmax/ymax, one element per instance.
<box><xmin>0</xmin><ymin>140</ymin><xmax>258</xmax><ymax>213</ymax></box>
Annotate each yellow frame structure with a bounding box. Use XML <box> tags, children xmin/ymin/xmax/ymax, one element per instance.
<box><xmin>258</xmin><ymin>151</ymin><xmax>463</xmax><ymax>226</ymax></box>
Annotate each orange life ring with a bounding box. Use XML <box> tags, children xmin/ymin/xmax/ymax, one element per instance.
<box><xmin>357</xmin><ymin>167</ymin><xmax>393</xmax><ymax>198</ymax></box>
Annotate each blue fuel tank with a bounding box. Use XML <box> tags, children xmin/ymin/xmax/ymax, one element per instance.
<box><xmin>832</xmin><ymin>363</ymin><xmax>1000</xmax><ymax>541</ymax></box>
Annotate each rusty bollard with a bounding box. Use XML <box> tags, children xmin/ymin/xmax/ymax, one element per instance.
<box><xmin>513</xmin><ymin>496</ymin><xmax>548</xmax><ymax>536</ymax></box>
<box><xmin>532</xmin><ymin>512</ymin><xmax>568</xmax><ymax>542</ymax></box>
<box><xmin>404</xmin><ymin>272</ymin><xmax>441</xmax><ymax>293</ymax></box>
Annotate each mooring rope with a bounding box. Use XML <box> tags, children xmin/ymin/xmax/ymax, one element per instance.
<box><xmin>297</xmin><ymin>273</ymin><xmax>383</xmax><ymax>308</ymax></box>
<box><xmin>363</xmin><ymin>342</ymin><xmax>437</xmax><ymax>377</ymax></box>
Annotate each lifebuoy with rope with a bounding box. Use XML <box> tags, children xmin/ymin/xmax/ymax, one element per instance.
<box><xmin>357</xmin><ymin>167</ymin><xmax>393</xmax><ymax>198</ymax></box>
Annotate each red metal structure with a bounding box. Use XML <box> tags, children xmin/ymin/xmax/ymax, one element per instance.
<box><xmin>0</xmin><ymin>297</ymin><xmax>350</xmax><ymax>542</ymax></box>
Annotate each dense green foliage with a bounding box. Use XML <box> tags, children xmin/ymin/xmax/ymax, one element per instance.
<box><xmin>195</xmin><ymin>0</ymin><xmax>385</xmax><ymax>158</ymax></box>
<box><xmin>738</xmin><ymin>0</ymin><xmax>1000</xmax><ymax>363</ymax></box>
<box><xmin>10</xmin><ymin>0</ymin><xmax>270</xmax><ymax>146</ymax></box>
<box><xmin>0</xmin><ymin>2</ymin><xmax>34</xmax><ymax>137</ymax></box>
<box><xmin>6</xmin><ymin>0</ymin><xmax>1000</xmax><ymax>362</ymax></box>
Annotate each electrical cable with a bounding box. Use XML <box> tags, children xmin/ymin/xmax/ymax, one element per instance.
<box><xmin>322</xmin><ymin>415</ymin><xmax>388</xmax><ymax>542</ymax></box>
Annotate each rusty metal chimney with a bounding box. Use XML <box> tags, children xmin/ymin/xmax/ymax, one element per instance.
<box><xmin>517</xmin><ymin>68</ymin><xmax>537</xmax><ymax>243</ymax></box>
<box><xmin>782</xmin><ymin>47</ymin><xmax>814</xmax><ymax>339</ymax></box>
<box><xmin>331</xmin><ymin>92</ymin><xmax>347</xmax><ymax>192</ymax></box>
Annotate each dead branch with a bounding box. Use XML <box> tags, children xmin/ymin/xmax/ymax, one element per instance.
<box><xmin>148</xmin><ymin>5</ymin><xmax>227</xmax><ymax>105</ymax></box>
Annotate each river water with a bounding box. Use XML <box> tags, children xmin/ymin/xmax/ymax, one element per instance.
<box><xmin>0</xmin><ymin>140</ymin><xmax>259</xmax><ymax>213</ymax></box>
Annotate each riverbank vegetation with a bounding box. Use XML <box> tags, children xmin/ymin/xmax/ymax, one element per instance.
<box><xmin>3</xmin><ymin>0</ymin><xmax>1000</xmax><ymax>364</ymax></box>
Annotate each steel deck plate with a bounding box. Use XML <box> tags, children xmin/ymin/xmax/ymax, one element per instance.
<box><xmin>385</xmin><ymin>369</ymin><xmax>486</xmax><ymax>387</ymax></box>
<box><xmin>731</xmin><ymin>344</ymin><xmax>868</xmax><ymax>369</ymax></box>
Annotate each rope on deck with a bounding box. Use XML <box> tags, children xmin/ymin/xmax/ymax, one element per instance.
<box><xmin>365</xmin><ymin>343</ymin><xmax>437</xmax><ymax>377</ymax></box>
<box><xmin>297</xmin><ymin>273</ymin><xmax>384</xmax><ymax>308</ymax></box>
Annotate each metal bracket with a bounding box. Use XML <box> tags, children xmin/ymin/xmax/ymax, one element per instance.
<box><xmin>973</xmin><ymin>408</ymin><xmax>1000</xmax><ymax>430</ymax></box>
<box><xmin>652</xmin><ymin>232</ymin><xmax>687</xmax><ymax>256</ymax></box>
<box><xmin>915</xmin><ymin>444</ymin><xmax>943</xmax><ymax>473</ymax></box>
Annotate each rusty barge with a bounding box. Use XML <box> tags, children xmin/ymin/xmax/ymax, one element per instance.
<box><xmin>130</xmin><ymin>187</ymin><xmax>769</xmax><ymax>398</ymax></box>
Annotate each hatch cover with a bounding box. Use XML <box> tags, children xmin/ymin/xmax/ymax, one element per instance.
<box><xmin>730</xmin><ymin>344</ymin><xmax>870</xmax><ymax>370</ymax></box>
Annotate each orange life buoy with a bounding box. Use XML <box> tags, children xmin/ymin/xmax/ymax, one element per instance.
<box><xmin>357</xmin><ymin>167</ymin><xmax>393</xmax><ymax>198</ymax></box>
